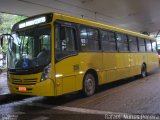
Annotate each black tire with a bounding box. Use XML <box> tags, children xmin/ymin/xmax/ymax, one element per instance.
<box><xmin>82</xmin><ymin>73</ymin><xmax>96</xmax><ymax>97</ymax></box>
<box><xmin>141</xmin><ymin>64</ymin><xmax>147</xmax><ymax>78</ymax></box>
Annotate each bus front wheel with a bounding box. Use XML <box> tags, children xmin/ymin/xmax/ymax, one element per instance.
<box><xmin>141</xmin><ymin>64</ymin><xmax>147</xmax><ymax>78</ymax></box>
<box><xmin>83</xmin><ymin>73</ymin><xmax>96</xmax><ymax>97</ymax></box>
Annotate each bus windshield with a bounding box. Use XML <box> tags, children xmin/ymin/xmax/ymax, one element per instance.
<box><xmin>8</xmin><ymin>25</ymin><xmax>51</xmax><ymax>69</ymax></box>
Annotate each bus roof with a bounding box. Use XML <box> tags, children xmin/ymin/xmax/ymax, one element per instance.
<box><xmin>54</xmin><ymin>13</ymin><xmax>156</xmax><ymax>41</ymax></box>
<box><xmin>12</xmin><ymin>12</ymin><xmax>156</xmax><ymax>41</ymax></box>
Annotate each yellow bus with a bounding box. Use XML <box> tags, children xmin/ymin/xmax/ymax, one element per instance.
<box><xmin>4</xmin><ymin>13</ymin><xmax>158</xmax><ymax>97</ymax></box>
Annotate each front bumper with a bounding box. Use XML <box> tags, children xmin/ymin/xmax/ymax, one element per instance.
<box><xmin>8</xmin><ymin>79</ymin><xmax>55</xmax><ymax>96</ymax></box>
<box><xmin>8</xmin><ymin>73</ymin><xmax>55</xmax><ymax>96</ymax></box>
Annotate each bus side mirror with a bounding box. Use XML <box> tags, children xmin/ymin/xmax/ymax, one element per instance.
<box><xmin>0</xmin><ymin>34</ymin><xmax>14</xmax><ymax>47</ymax></box>
<box><xmin>0</xmin><ymin>36</ymin><xmax>3</xmax><ymax>47</ymax></box>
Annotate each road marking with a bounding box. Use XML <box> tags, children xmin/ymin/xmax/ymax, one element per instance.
<box><xmin>30</xmin><ymin>103</ymin><xmax>125</xmax><ymax>115</ymax></box>
<box><xmin>53</xmin><ymin>106</ymin><xmax>124</xmax><ymax>115</ymax></box>
<box><xmin>27</xmin><ymin>103</ymin><xmax>52</xmax><ymax>109</ymax></box>
<box><xmin>32</xmin><ymin>116</ymin><xmax>49</xmax><ymax>120</ymax></box>
<box><xmin>12</xmin><ymin>111</ymin><xmax>26</xmax><ymax>115</ymax></box>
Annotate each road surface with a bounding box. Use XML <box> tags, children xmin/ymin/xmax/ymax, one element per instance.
<box><xmin>0</xmin><ymin>69</ymin><xmax>160</xmax><ymax>120</ymax></box>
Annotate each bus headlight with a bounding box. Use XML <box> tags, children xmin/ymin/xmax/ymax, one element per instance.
<box><xmin>41</xmin><ymin>64</ymin><xmax>51</xmax><ymax>81</ymax></box>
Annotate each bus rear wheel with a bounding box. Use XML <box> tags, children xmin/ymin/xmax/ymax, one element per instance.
<box><xmin>141</xmin><ymin>64</ymin><xmax>147</xmax><ymax>78</ymax></box>
<box><xmin>83</xmin><ymin>73</ymin><xmax>96</xmax><ymax>97</ymax></box>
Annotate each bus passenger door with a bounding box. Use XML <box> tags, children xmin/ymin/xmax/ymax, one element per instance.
<box><xmin>54</xmin><ymin>23</ymin><xmax>78</xmax><ymax>95</ymax></box>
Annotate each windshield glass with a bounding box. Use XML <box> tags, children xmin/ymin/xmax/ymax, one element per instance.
<box><xmin>8</xmin><ymin>25</ymin><xmax>51</xmax><ymax>69</ymax></box>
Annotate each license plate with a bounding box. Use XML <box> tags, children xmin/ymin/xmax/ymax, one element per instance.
<box><xmin>18</xmin><ymin>86</ymin><xmax>27</xmax><ymax>92</ymax></box>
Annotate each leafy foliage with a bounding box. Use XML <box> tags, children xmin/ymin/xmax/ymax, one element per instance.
<box><xmin>0</xmin><ymin>13</ymin><xmax>26</xmax><ymax>54</ymax></box>
<box><xmin>0</xmin><ymin>13</ymin><xmax>26</xmax><ymax>34</ymax></box>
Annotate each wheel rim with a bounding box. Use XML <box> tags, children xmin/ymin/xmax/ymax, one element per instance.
<box><xmin>84</xmin><ymin>75</ymin><xmax>95</xmax><ymax>96</ymax></box>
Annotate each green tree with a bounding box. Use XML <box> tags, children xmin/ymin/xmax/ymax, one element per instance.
<box><xmin>0</xmin><ymin>13</ymin><xmax>26</xmax><ymax>65</ymax></box>
<box><xmin>0</xmin><ymin>13</ymin><xmax>26</xmax><ymax>34</ymax></box>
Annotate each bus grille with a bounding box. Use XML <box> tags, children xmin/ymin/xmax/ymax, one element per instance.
<box><xmin>12</xmin><ymin>78</ymin><xmax>38</xmax><ymax>85</ymax></box>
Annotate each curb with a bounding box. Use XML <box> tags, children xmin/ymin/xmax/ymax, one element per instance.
<box><xmin>0</xmin><ymin>94</ymin><xmax>29</xmax><ymax>105</ymax></box>
<box><xmin>0</xmin><ymin>94</ymin><xmax>11</xmax><ymax>100</ymax></box>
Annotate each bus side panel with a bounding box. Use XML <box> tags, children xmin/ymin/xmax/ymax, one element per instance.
<box><xmin>102</xmin><ymin>53</ymin><xmax>132</xmax><ymax>84</ymax></box>
<box><xmin>153</xmin><ymin>53</ymin><xmax>159</xmax><ymax>69</ymax></box>
<box><xmin>75</xmin><ymin>74</ymin><xmax>84</xmax><ymax>91</ymax></box>
<box><xmin>115</xmin><ymin>53</ymin><xmax>130</xmax><ymax>80</ymax></box>
<box><xmin>55</xmin><ymin>52</ymin><xmax>103</xmax><ymax>95</ymax></box>
<box><xmin>55</xmin><ymin>56</ymin><xmax>77</xmax><ymax>95</ymax></box>
<box><xmin>136</xmin><ymin>53</ymin><xmax>146</xmax><ymax>75</ymax></box>
<box><xmin>101</xmin><ymin>52</ymin><xmax>158</xmax><ymax>85</ymax></box>
<box><xmin>55</xmin><ymin>77</ymin><xmax>63</xmax><ymax>96</ymax></box>
<box><xmin>130</xmin><ymin>53</ymin><xmax>140</xmax><ymax>76</ymax></box>
<box><xmin>76</xmin><ymin>53</ymin><xmax>103</xmax><ymax>87</ymax></box>
<box><xmin>152</xmin><ymin>53</ymin><xmax>159</xmax><ymax>70</ymax></box>
<box><xmin>147</xmin><ymin>53</ymin><xmax>159</xmax><ymax>72</ymax></box>
<box><xmin>146</xmin><ymin>53</ymin><xmax>152</xmax><ymax>72</ymax></box>
<box><xmin>102</xmin><ymin>53</ymin><xmax>117</xmax><ymax>84</ymax></box>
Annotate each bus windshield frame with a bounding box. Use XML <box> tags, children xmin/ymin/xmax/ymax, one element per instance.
<box><xmin>8</xmin><ymin>24</ymin><xmax>52</xmax><ymax>74</ymax></box>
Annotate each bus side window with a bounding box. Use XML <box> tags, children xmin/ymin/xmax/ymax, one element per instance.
<box><xmin>151</xmin><ymin>41</ymin><xmax>157</xmax><ymax>52</ymax></box>
<box><xmin>80</xmin><ymin>27</ymin><xmax>88</xmax><ymax>49</ymax></box>
<box><xmin>116</xmin><ymin>33</ymin><xmax>129</xmax><ymax>52</ymax></box>
<box><xmin>101</xmin><ymin>30</ymin><xmax>116</xmax><ymax>52</ymax></box>
<box><xmin>128</xmin><ymin>36</ymin><xmax>138</xmax><ymax>52</ymax></box>
<box><xmin>80</xmin><ymin>26</ymin><xmax>99</xmax><ymax>51</ymax></box>
<box><xmin>146</xmin><ymin>39</ymin><xmax>152</xmax><ymax>52</ymax></box>
<box><xmin>55</xmin><ymin>24</ymin><xmax>77</xmax><ymax>60</ymax></box>
<box><xmin>138</xmin><ymin>38</ymin><xmax>146</xmax><ymax>52</ymax></box>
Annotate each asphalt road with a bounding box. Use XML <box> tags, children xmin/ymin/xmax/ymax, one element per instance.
<box><xmin>1</xmin><ymin>69</ymin><xmax>160</xmax><ymax>120</ymax></box>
